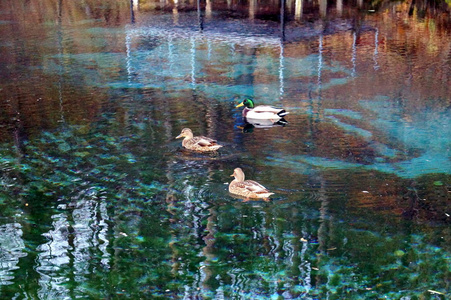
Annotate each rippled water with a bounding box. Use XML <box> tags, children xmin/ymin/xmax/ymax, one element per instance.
<box><xmin>0</xmin><ymin>0</ymin><xmax>450</xmax><ymax>299</ymax></box>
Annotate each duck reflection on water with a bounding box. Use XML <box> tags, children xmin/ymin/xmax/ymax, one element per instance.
<box><xmin>240</xmin><ymin>117</ymin><xmax>288</xmax><ymax>133</ymax></box>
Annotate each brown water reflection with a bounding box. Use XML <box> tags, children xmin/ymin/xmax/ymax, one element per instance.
<box><xmin>0</xmin><ymin>0</ymin><xmax>450</xmax><ymax>299</ymax></box>
<box><xmin>1</xmin><ymin>0</ymin><xmax>450</xmax><ymax>137</ymax></box>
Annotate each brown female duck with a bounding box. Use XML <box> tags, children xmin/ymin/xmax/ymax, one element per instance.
<box><xmin>229</xmin><ymin>168</ymin><xmax>274</xmax><ymax>201</ymax></box>
<box><xmin>176</xmin><ymin>128</ymin><xmax>223</xmax><ymax>152</ymax></box>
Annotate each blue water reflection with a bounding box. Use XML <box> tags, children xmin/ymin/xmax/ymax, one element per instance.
<box><xmin>43</xmin><ymin>18</ymin><xmax>451</xmax><ymax>180</ymax></box>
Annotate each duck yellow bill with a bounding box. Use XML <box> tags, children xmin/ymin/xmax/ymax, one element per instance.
<box><xmin>175</xmin><ymin>134</ymin><xmax>183</xmax><ymax>139</ymax></box>
<box><xmin>236</xmin><ymin>102</ymin><xmax>244</xmax><ymax>108</ymax></box>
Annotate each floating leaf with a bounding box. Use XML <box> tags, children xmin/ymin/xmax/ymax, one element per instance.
<box><xmin>74</xmin><ymin>151</ymin><xmax>90</xmax><ymax>157</ymax></box>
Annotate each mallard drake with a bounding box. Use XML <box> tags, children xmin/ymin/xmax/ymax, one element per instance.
<box><xmin>229</xmin><ymin>168</ymin><xmax>274</xmax><ymax>201</ymax></box>
<box><xmin>236</xmin><ymin>98</ymin><xmax>288</xmax><ymax>121</ymax></box>
<box><xmin>176</xmin><ymin>128</ymin><xmax>223</xmax><ymax>152</ymax></box>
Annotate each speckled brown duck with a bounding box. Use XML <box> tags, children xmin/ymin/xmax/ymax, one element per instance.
<box><xmin>229</xmin><ymin>167</ymin><xmax>274</xmax><ymax>201</ymax></box>
<box><xmin>176</xmin><ymin>128</ymin><xmax>223</xmax><ymax>152</ymax></box>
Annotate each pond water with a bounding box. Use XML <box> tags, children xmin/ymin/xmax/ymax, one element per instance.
<box><xmin>0</xmin><ymin>0</ymin><xmax>450</xmax><ymax>299</ymax></box>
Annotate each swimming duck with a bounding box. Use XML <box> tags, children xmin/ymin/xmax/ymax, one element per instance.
<box><xmin>236</xmin><ymin>98</ymin><xmax>288</xmax><ymax>121</ymax></box>
<box><xmin>229</xmin><ymin>167</ymin><xmax>274</xmax><ymax>201</ymax></box>
<box><xmin>176</xmin><ymin>128</ymin><xmax>223</xmax><ymax>152</ymax></box>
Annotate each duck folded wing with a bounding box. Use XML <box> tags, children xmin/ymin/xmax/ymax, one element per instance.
<box><xmin>192</xmin><ymin>136</ymin><xmax>218</xmax><ymax>146</ymax></box>
<box><xmin>243</xmin><ymin>180</ymin><xmax>270</xmax><ymax>193</ymax></box>
<box><xmin>251</xmin><ymin>106</ymin><xmax>281</xmax><ymax>113</ymax></box>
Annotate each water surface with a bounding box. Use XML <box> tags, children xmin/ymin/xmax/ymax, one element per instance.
<box><xmin>0</xmin><ymin>0</ymin><xmax>450</xmax><ymax>299</ymax></box>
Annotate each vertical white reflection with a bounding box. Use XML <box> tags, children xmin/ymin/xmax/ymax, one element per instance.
<box><xmin>0</xmin><ymin>223</ymin><xmax>26</xmax><ymax>285</ymax></box>
<box><xmin>173</xmin><ymin>0</ymin><xmax>179</xmax><ymax>25</ymax></box>
<box><xmin>183</xmin><ymin>285</ymin><xmax>191</xmax><ymax>299</ymax></box>
<box><xmin>57</xmin><ymin>0</ymin><xmax>65</xmax><ymax>124</ymax></box>
<box><xmin>125</xmin><ymin>28</ymin><xmax>133</xmax><ymax>83</ymax></box>
<box><xmin>72</xmin><ymin>200</ymin><xmax>95</xmax><ymax>282</ymax></box>
<box><xmin>207</xmin><ymin>39</ymin><xmax>212</xmax><ymax>61</ymax></box>
<box><xmin>168</xmin><ymin>36</ymin><xmax>174</xmax><ymax>70</ymax></box>
<box><xmin>215</xmin><ymin>285</ymin><xmax>225</xmax><ymax>299</ymax></box>
<box><xmin>37</xmin><ymin>213</ymin><xmax>71</xmax><ymax>299</ymax></box>
<box><xmin>295</xmin><ymin>0</ymin><xmax>303</xmax><ymax>20</ymax></box>
<box><xmin>319</xmin><ymin>0</ymin><xmax>327</xmax><ymax>17</ymax></box>
<box><xmin>36</xmin><ymin>190</ymin><xmax>110</xmax><ymax>298</ymax></box>
<box><xmin>71</xmin><ymin>190</ymin><xmax>110</xmax><ymax>284</ymax></box>
<box><xmin>282</xmin><ymin>239</ymin><xmax>294</xmax><ymax>267</ymax></box>
<box><xmin>373</xmin><ymin>28</ymin><xmax>380</xmax><ymax>70</ymax></box>
<box><xmin>299</xmin><ymin>231</ymin><xmax>312</xmax><ymax>293</ymax></box>
<box><xmin>318</xmin><ymin>35</ymin><xmax>323</xmax><ymax>86</ymax></box>
<box><xmin>249</xmin><ymin>0</ymin><xmax>257</xmax><ymax>20</ymax></box>
<box><xmin>336</xmin><ymin>0</ymin><xmax>343</xmax><ymax>16</ymax></box>
<box><xmin>351</xmin><ymin>31</ymin><xmax>357</xmax><ymax>77</ymax></box>
<box><xmin>206</xmin><ymin>0</ymin><xmax>212</xmax><ymax>19</ymax></box>
<box><xmin>132</xmin><ymin>0</ymin><xmax>138</xmax><ymax>10</ymax></box>
<box><xmin>279</xmin><ymin>41</ymin><xmax>285</xmax><ymax>99</ymax></box>
<box><xmin>98</xmin><ymin>200</ymin><xmax>110</xmax><ymax>267</ymax></box>
<box><xmin>191</xmin><ymin>36</ymin><xmax>196</xmax><ymax>88</ymax></box>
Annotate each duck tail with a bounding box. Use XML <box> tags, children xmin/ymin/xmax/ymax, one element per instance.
<box><xmin>276</xmin><ymin>118</ymin><xmax>288</xmax><ymax>126</ymax></box>
<box><xmin>277</xmin><ymin>110</ymin><xmax>289</xmax><ymax>117</ymax></box>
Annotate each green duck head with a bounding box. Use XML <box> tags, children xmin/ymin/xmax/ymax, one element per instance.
<box><xmin>236</xmin><ymin>98</ymin><xmax>255</xmax><ymax>109</ymax></box>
